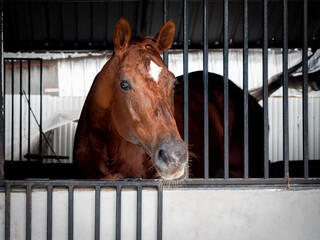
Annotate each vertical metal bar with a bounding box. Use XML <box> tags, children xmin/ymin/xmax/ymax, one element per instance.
<box><xmin>282</xmin><ymin>0</ymin><xmax>289</xmax><ymax>177</ymax></box>
<box><xmin>19</xmin><ymin>60</ymin><xmax>23</xmax><ymax>161</ymax></box>
<box><xmin>302</xmin><ymin>0</ymin><xmax>309</xmax><ymax>179</ymax></box>
<box><xmin>136</xmin><ymin>186</ymin><xmax>142</xmax><ymax>240</ymax></box>
<box><xmin>2</xmin><ymin>60</ymin><xmax>5</xmax><ymax>167</ymax></box>
<box><xmin>39</xmin><ymin>59</ymin><xmax>43</xmax><ymax>156</ymax></box>
<box><xmin>28</xmin><ymin>60</ymin><xmax>31</xmax><ymax>161</ymax></box>
<box><xmin>0</xmin><ymin>0</ymin><xmax>4</xmax><ymax>180</ymax></box>
<box><xmin>163</xmin><ymin>0</ymin><xmax>169</xmax><ymax>66</ymax></box>
<box><xmin>47</xmin><ymin>185</ymin><xmax>53</xmax><ymax>240</ymax></box>
<box><xmin>183</xmin><ymin>0</ymin><xmax>189</xmax><ymax>178</ymax></box>
<box><xmin>116</xmin><ymin>185</ymin><xmax>121</xmax><ymax>240</ymax></box>
<box><xmin>95</xmin><ymin>186</ymin><xmax>101</xmax><ymax>240</ymax></box>
<box><xmin>223</xmin><ymin>0</ymin><xmax>229</xmax><ymax>179</ymax></box>
<box><xmin>5</xmin><ymin>183</ymin><xmax>11</xmax><ymax>240</ymax></box>
<box><xmin>263</xmin><ymin>0</ymin><xmax>269</xmax><ymax>178</ymax></box>
<box><xmin>11</xmin><ymin>60</ymin><xmax>14</xmax><ymax>161</ymax></box>
<box><xmin>68</xmin><ymin>186</ymin><xmax>74</xmax><ymax>240</ymax></box>
<box><xmin>243</xmin><ymin>0</ymin><xmax>249</xmax><ymax>179</ymax></box>
<box><xmin>203</xmin><ymin>0</ymin><xmax>209</xmax><ymax>179</ymax></box>
<box><xmin>157</xmin><ymin>185</ymin><xmax>163</xmax><ymax>240</ymax></box>
<box><xmin>26</xmin><ymin>184</ymin><xmax>32</xmax><ymax>240</ymax></box>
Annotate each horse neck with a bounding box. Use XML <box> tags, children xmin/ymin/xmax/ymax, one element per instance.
<box><xmin>88</xmin><ymin>55</ymin><xmax>119</xmax><ymax>137</ymax></box>
<box><xmin>91</xmin><ymin>55</ymin><xmax>118</xmax><ymax>110</ymax></box>
<box><xmin>86</xmin><ymin>55</ymin><xmax>134</xmax><ymax>158</ymax></box>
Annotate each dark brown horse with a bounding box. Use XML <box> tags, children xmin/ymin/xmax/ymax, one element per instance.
<box><xmin>73</xmin><ymin>18</ymin><xmax>264</xmax><ymax>180</ymax></box>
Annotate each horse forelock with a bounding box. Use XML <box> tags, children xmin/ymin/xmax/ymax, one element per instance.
<box><xmin>130</xmin><ymin>35</ymin><xmax>156</xmax><ymax>47</ymax></box>
<box><xmin>128</xmin><ymin>35</ymin><xmax>162</xmax><ymax>59</ymax></box>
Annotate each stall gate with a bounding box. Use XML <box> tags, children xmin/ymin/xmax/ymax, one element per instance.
<box><xmin>1</xmin><ymin>0</ymin><xmax>320</xmax><ymax>240</ymax></box>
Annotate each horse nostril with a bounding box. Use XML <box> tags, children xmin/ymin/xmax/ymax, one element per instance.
<box><xmin>157</xmin><ymin>149</ymin><xmax>169</xmax><ymax>169</ymax></box>
<box><xmin>159</xmin><ymin>149</ymin><xmax>165</xmax><ymax>159</ymax></box>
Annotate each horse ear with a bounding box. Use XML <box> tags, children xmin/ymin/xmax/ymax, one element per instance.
<box><xmin>154</xmin><ymin>19</ymin><xmax>175</xmax><ymax>53</ymax></box>
<box><xmin>113</xmin><ymin>18</ymin><xmax>131</xmax><ymax>54</ymax></box>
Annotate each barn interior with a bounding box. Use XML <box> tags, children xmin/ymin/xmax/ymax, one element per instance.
<box><xmin>2</xmin><ymin>0</ymin><xmax>320</xmax><ymax>179</ymax></box>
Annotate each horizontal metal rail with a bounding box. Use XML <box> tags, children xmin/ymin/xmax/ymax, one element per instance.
<box><xmin>2</xmin><ymin>178</ymin><xmax>320</xmax><ymax>189</ymax></box>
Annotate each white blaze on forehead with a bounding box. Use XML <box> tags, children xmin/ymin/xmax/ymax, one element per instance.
<box><xmin>149</xmin><ymin>60</ymin><xmax>162</xmax><ymax>83</ymax></box>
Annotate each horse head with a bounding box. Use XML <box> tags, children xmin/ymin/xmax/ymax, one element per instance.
<box><xmin>108</xmin><ymin>18</ymin><xmax>188</xmax><ymax>180</ymax></box>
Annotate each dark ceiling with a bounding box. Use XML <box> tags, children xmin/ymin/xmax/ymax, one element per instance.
<box><xmin>4</xmin><ymin>0</ymin><xmax>320</xmax><ymax>52</ymax></box>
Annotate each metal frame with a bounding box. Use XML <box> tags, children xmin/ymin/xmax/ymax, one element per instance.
<box><xmin>0</xmin><ymin>0</ymin><xmax>4</xmax><ymax>183</ymax></box>
<box><xmin>1</xmin><ymin>0</ymin><xmax>320</xmax><ymax>239</ymax></box>
<box><xmin>3</xmin><ymin>58</ymin><xmax>43</xmax><ymax>162</ymax></box>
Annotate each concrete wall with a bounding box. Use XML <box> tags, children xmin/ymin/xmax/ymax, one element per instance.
<box><xmin>1</xmin><ymin>188</ymin><xmax>320</xmax><ymax>240</ymax></box>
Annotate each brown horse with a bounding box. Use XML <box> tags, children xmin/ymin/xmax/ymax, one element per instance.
<box><xmin>73</xmin><ymin>18</ymin><xmax>264</xmax><ymax>180</ymax></box>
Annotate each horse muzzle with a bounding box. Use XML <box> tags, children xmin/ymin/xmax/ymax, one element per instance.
<box><xmin>153</xmin><ymin>140</ymin><xmax>188</xmax><ymax>180</ymax></box>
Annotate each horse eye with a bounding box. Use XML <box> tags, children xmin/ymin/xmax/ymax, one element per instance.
<box><xmin>120</xmin><ymin>81</ymin><xmax>132</xmax><ymax>91</ymax></box>
<box><xmin>173</xmin><ymin>80</ymin><xmax>179</xmax><ymax>90</ymax></box>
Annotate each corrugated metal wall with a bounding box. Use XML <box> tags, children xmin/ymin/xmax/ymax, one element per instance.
<box><xmin>269</xmin><ymin>97</ymin><xmax>320</xmax><ymax>162</ymax></box>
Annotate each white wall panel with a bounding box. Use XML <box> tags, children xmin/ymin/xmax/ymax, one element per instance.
<box><xmin>1</xmin><ymin>188</ymin><xmax>320</xmax><ymax>240</ymax></box>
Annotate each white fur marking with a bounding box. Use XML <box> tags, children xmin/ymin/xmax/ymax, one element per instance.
<box><xmin>149</xmin><ymin>60</ymin><xmax>162</xmax><ymax>83</ymax></box>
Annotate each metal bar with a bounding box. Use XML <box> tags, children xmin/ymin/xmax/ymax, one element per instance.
<box><xmin>26</xmin><ymin>184</ymin><xmax>32</xmax><ymax>240</ymax></box>
<box><xmin>5</xmin><ymin>184</ymin><xmax>11</xmax><ymax>240</ymax></box>
<box><xmin>302</xmin><ymin>0</ymin><xmax>309</xmax><ymax>179</ymax></box>
<box><xmin>183</xmin><ymin>0</ymin><xmax>189</xmax><ymax>178</ymax></box>
<box><xmin>5</xmin><ymin>179</ymin><xmax>163</xmax><ymax>187</ymax></box>
<box><xmin>157</xmin><ymin>185</ymin><xmax>163</xmax><ymax>240</ymax></box>
<box><xmin>3</xmin><ymin>178</ymin><xmax>320</xmax><ymax>189</ymax></box>
<box><xmin>47</xmin><ymin>185</ymin><xmax>53</xmax><ymax>240</ymax></box>
<box><xmin>282</xmin><ymin>0</ymin><xmax>289</xmax><ymax>177</ymax></box>
<box><xmin>19</xmin><ymin>60</ymin><xmax>23</xmax><ymax>161</ymax></box>
<box><xmin>202</xmin><ymin>0</ymin><xmax>210</xmax><ymax>178</ymax></box>
<box><xmin>39</xmin><ymin>59</ymin><xmax>43</xmax><ymax>156</ymax></box>
<box><xmin>0</xmin><ymin>0</ymin><xmax>3</xmax><ymax>181</ymax></box>
<box><xmin>116</xmin><ymin>185</ymin><xmax>121</xmax><ymax>240</ymax></box>
<box><xmin>68</xmin><ymin>186</ymin><xmax>74</xmax><ymax>240</ymax></box>
<box><xmin>4</xmin><ymin>178</ymin><xmax>320</xmax><ymax>187</ymax></box>
<box><xmin>203</xmin><ymin>0</ymin><xmax>209</xmax><ymax>179</ymax></box>
<box><xmin>5</xmin><ymin>57</ymin><xmax>42</xmax><ymax>61</ymax></box>
<box><xmin>223</xmin><ymin>0</ymin><xmax>229</xmax><ymax>179</ymax></box>
<box><xmin>163</xmin><ymin>0</ymin><xmax>168</xmax><ymax>66</ymax></box>
<box><xmin>95</xmin><ymin>186</ymin><xmax>101</xmax><ymax>240</ymax></box>
<box><xmin>28</xmin><ymin>60</ymin><xmax>31</xmax><ymax>161</ymax></box>
<box><xmin>3</xmin><ymin>174</ymin><xmax>320</xmax><ymax>189</ymax></box>
<box><xmin>11</xmin><ymin>60</ymin><xmax>14</xmax><ymax>161</ymax></box>
<box><xmin>2</xmin><ymin>60</ymin><xmax>5</xmax><ymax>166</ymax></box>
<box><xmin>263</xmin><ymin>0</ymin><xmax>269</xmax><ymax>179</ymax></box>
<box><xmin>136</xmin><ymin>186</ymin><xmax>142</xmax><ymax>240</ymax></box>
<box><xmin>243</xmin><ymin>0</ymin><xmax>249</xmax><ymax>179</ymax></box>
